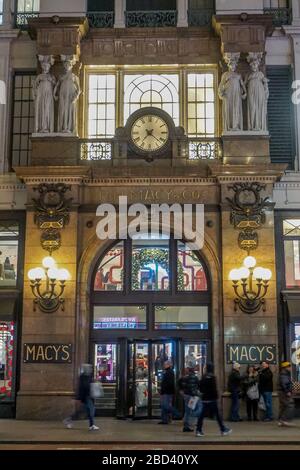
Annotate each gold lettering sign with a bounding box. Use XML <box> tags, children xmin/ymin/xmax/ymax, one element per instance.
<box><xmin>23</xmin><ymin>344</ymin><xmax>72</xmax><ymax>364</ymax></box>
<box><xmin>226</xmin><ymin>344</ymin><xmax>277</xmax><ymax>365</ymax></box>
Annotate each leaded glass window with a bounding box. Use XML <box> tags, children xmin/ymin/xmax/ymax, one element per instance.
<box><xmin>88</xmin><ymin>74</ymin><xmax>116</xmax><ymax>138</ymax></box>
<box><xmin>124</xmin><ymin>74</ymin><xmax>179</xmax><ymax>126</ymax></box>
<box><xmin>11</xmin><ymin>73</ymin><xmax>35</xmax><ymax>167</ymax></box>
<box><xmin>187</xmin><ymin>73</ymin><xmax>215</xmax><ymax>136</ymax></box>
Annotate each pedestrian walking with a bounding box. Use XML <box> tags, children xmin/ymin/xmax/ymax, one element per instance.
<box><xmin>278</xmin><ymin>361</ymin><xmax>295</xmax><ymax>427</ymax></box>
<box><xmin>178</xmin><ymin>363</ymin><xmax>201</xmax><ymax>432</ymax></box>
<box><xmin>243</xmin><ymin>365</ymin><xmax>259</xmax><ymax>421</ymax></box>
<box><xmin>258</xmin><ymin>361</ymin><xmax>273</xmax><ymax>422</ymax></box>
<box><xmin>63</xmin><ymin>363</ymin><xmax>99</xmax><ymax>431</ymax></box>
<box><xmin>158</xmin><ymin>361</ymin><xmax>181</xmax><ymax>424</ymax></box>
<box><xmin>228</xmin><ymin>362</ymin><xmax>243</xmax><ymax>422</ymax></box>
<box><xmin>196</xmin><ymin>363</ymin><xmax>232</xmax><ymax>437</ymax></box>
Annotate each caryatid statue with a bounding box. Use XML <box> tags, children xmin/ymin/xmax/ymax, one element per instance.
<box><xmin>218</xmin><ymin>53</ymin><xmax>247</xmax><ymax>132</ymax></box>
<box><xmin>54</xmin><ymin>55</ymin><xmax>81</xmax><ymax>135</ymax></box>
<box><xmin>245</xmin><ymin>53</ymin><xmax>269</xmax><ymax>132</ymax></box>
<box><xmin>33</xmin><ymin>55</ymin><xmax>56</xmax><ymax>134</ymax></box>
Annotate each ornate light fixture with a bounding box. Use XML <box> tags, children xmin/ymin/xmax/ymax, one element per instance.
<box><xmin>229</xmin><ymin>256</ymin><xmax>272</xmax><ymax>314</ymax></box>
<box><xmin>28</xmin><ymin>257</ymin><xmax>71</xmax><ymax>314</ymax></box>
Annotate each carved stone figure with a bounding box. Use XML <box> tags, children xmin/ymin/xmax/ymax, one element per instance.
<box><xmin>33</xmin><ymin>55</ymin><xmax>56</xmax><ymax>134</ymax></box>
<box><xmin>245</xmin><ymin>53</ymin><xmax>269</xmax><ymax>132</ymax></box>
<box><xmin>218</xmin><ymin>53</ymin><xmax>247</xmax><ymax>132</ymax></box>
<box><xmin>54</xmin><ymin>55</ymin><xmax>81</xmax><ymax>135</ymax></box>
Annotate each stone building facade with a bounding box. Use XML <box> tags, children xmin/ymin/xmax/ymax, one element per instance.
<box><xmin>0</xmin><ymin>0</ymin><xmax>299</xmax><ymax>419</ymax></box>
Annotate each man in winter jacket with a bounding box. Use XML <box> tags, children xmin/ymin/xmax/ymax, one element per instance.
<box><xmin>278</xmin><ymin>361</ymin><xmax>294</xmax><ymax>427</ymax></box>
<box><xmin>196</xmin><ymin>363</ymin><xmax>232</xmax><ymax>437</ymax></box>
<box><xmin>227</xmin><ymin>362</ymin><xmax>242</xmax><ymax>422</ymax></box>
<box><xmin>178</xmin><ymin>364</ymin><xmax>201</xmax><ymax>432</ymax></box>
<box><xmin>258</xmin><ymin>361</ymin><xmax>273</xmax><ymax>421</ymax></box>
<box><xmin>159</xmin><ymin>361</ymin><xmax>180</xmax><ymax>424</ymax></box>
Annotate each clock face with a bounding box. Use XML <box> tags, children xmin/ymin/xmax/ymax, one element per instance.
<box><xmin>130</xmin><ymin>114</ymin><xmax>169</xmax><ymax>152</ymax></box>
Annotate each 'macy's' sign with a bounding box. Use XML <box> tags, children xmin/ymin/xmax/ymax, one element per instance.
<box><xmin>226</xmin><ymin>344</ymin><xmax>277</xmax><ymax>365</ymax></box>
<box><xmin>23</xmin><ymin>343</ymin><xmax>72</xmax><ymax>364</ymax></box>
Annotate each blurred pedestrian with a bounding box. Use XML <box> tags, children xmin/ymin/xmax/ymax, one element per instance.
<box><xmin>278</xmin><ymin>361</ymin><xmax>295</xmax><ymax>427</ymax></box>
<box><xmin>178</xmin><ymin>363</ymin><xmax>201</xmax><ymax>432</ymax></box>
<box><xmin>258</xmin><ymin>361</ymin><xmax>273</xmax><ymax>422</ymax></box>
<box><xmin>63</xmin><ymin>363</ymin><xmax>99</xmax><ymax>431</ymax></box>
<box><xmin>196</xmin><ymin>363</ymin><xmax>232</xmax><ymax>437</ymax></box>
<box><xmin>243</xmin><ymin>365</ymin><xmax>259</xmax><ymax>421</ymax></box>
<box><xmin>228</xmin><ymin>362</ymin><xmax>243</xmax><ymax>422</ymax></box>
<box><xmin>158</xmin><ymin>361</ymin><xmax>181</xmax><ymax>424</ymax></box>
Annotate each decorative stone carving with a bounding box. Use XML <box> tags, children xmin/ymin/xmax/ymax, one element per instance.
<box><xmin>226</xmin><ymin>182</ymin><xmax>274</xmax><ymax>253</ymax></box>
<box><xmin>32</xmin><ymin>55</ymin><xmax>56</xmax><ymax>134</ymax></box>
<box><xmin>32</xmin><ymin>183</ymin><xmax>73</xmax><ymax>255</ymax></box>
<box><xmin>245</xmin><ymin>53</ymin><xmax>269</xmax><ymax>132</ymax></box>
<box><xmin>218</xmin><ymin>53</ymin><xmax>247</xmax><ymax>132</ymax></box>
<box><xmin>54</xmin><ymin>55</ymin><xmax>81</xmax><ymax>135</ymax></box>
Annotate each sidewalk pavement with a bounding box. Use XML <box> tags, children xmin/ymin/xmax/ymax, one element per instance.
<box><xmin>0</xmin><ymin>418</ymin><xmax>300</xmax><ymax>445</ymax></box>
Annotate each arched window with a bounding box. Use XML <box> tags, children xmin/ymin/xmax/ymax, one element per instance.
<box><xmin>91</xmin><ymin>237</ymin><xmax>210</xmax><ymax>331</ymax></box>
<box><xmin>124</xmin><ymin>74</ymin><xmax>179</xmax><ymax>125</ymax></box>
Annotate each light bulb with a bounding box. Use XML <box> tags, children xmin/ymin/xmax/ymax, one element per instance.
<box><xmin>239</xmin><ymin>267</ymin><xmax>250</xmax><ymax>279</ymax></box>
<box><xmin>48</xmin><ymin>268</ymin><xmax>59</xmax><ymax>280</ymax></box>
<box><xmin>261</xmin><ymin>269</ymin><xmax>272</xmax><ymax>281</ymax></box>
<box><xmin>42</xmin><ymin>257</ymin><xmax>56</xmax><ymax>269</ymax></box>
<box><xmin>34</xmin><ymin>268</ymin><xmax>46</xmax><ymax>280</ymax></box>
<box><xmin>243</xmin><ymin>256</ymin><xmax>257</xmax><ymax>269</ymax></box>
<box><xmin>229</xmin><ymin>269</ymin><xmax>241</xmax><ymax>281</ymax></box>
<box><xmin>253</xmin><ymin>267</ymin><xmax>264</xmax><ymax>280</ymax></box>
<box><xmin>57</xmin><ymin>269</ymin><xmax>71</xmax><ymax>281</ymax></box>
<box><xmin>28</xmin><ymin>268</ymin><xmax>38</xmax><ymax>281</ymax></box>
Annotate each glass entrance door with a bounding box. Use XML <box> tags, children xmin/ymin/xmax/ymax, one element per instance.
<box><xmin>93</xmin><ymin>343</ymin><xmax>118</xmax><ymax>415</ymax></box>
<box><xmin>128</xmin><ymin>340</ymin><xmax>175</xmax><ymax>419</ymax></box>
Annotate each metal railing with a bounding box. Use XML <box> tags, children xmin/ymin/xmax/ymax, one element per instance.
<box><xmin>15</xmin><ymin>12</ymin><xmax>39</xmax><ymax>29</ymax></box>
<box><xmin>188</xmin><ymin>8</ymin><xmax>215</xmax><ymax>27</ymax></box>
<box><xmin>80</xmin><ymin>139</ymin><xmax>113</xmax><ymax>161</ymax></box>
<box><xmin>126</xmin><ymin>10</ymin><xmax>177</xmax><ymax>28</ymax></box>
<box><xmin>188</xmin><ymin>138</ymin><xmax>222</xmax><ymax>160</ymax></box>
<box><xmin>263</xmin><ymin>7</ymin><xmax>292</xmax><ymax>26</ymax></box>
<box><xmin>87</xmin><ymin>11</ymin><xmax>114</xmax><ymax>28</ymax></box>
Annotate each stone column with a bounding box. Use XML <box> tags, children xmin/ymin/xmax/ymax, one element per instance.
<box><xmin>1</xmin><ymin>0</ymin><xmax>13</xmax><ymax>27</ymax></box>
<box><xmin>177</xmin><ymin>0</ymin><xmax>188</xmax><ymax>27</ymax></box>
<box><xmin>114</xmin><ymin>0</ymin><xmax>126</xmax><ymax>28</ymax></box>
<box><xmin>292</xmin><ymin>0</ymin><xmax>300</xmax><ymax>26</ymax></box>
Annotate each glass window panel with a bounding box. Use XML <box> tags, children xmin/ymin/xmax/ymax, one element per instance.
<box><xmin>284</xmin><ymin>240</ymin><xmax>300</xmax><ymax>288</ymax></box>
<box><xmin>0</xmin><ymin>241</ymin><xmax>18</xmax><ymax>287</ymax></box>
<box><xmin>283</xmin><ymin>219</ymin><xmax>300</xmax><ymax>237</ymax></box>
<box><xmin>94</xmin><ymin>242</ymin><xmax>124</xmax><ymax>291</ymax></box>
<box><xmin>0</xmin><ymin>322</ymin><xmax>15</xmax><ymax>399</ymax></box>
<box><xmin>155</xmin><ymin>306</ymin><xmax>208</xmax><ymax>330</ymax></box>
<box><xmin>94</xmin><ymin>344</ymin><xmax>117</xmax><ymax>383</ymax></box>
<box><xmin>132</xmin><ymin>237</ymin><xmax>169</xmax><ymax>291</ymax></box>
<box><xmin>124</xmin><ymin>73</ymin><xmax>179</xmax><ymax>125</ymax></box>
<box><xmin>177</xmin><ymin>242</ymin><xmax>208</xmax><ymax>291</ymax></box>
<box><xmin>184</xmin><ymin>343</ymin><xmax>207</xmax><ymax>378</ymax></box>
<box><xmin>87</xmin><ymin>74</ymin><xmax>116</xmax><ymax>138</ymax></box>
<box><xmin>187</xmin><ymin>73</ymin><xmax>216</xmax><ymax>138</ymax></box>
<box><xmin>188</xmin><ymin>103</ymin><xmax>196</xmax><ymax>117</ymax></box>
<box><xmin>93</xmin><ymin>306</ymin><xmax>146</xmax><ymax>330</ymax></box>
<box><xmin>291</xmin><ymin>325</ymin><xmax>300</xmax><ymax>387</ymax></box>
<box><xmin>0</xmin><ymin>222</ymin><xmax>19</xmax><ymax>237</ymax></box>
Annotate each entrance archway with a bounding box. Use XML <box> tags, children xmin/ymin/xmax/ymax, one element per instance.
<box><xmin>89</xmin><ymin>235</ymin><xmax>212</xmax><ymax>417</ymax></box>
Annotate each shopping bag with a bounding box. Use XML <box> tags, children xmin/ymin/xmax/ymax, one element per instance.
<box><xmin>258</xmin><ymin>395</ymin><xmax>266</xmax><ymax>411</ymax></box>
<box><xmin>247</xmin><ymin>384</ymin><xmax>259</xmax><ymax>400</ymax></box>
<box><xmin>188</xmin><ymin>396</ymin><xmax>200</xmax><ymax>411</ymax></box>
<box><xmin>90</xmin><ymin>381</ymin><xmax>104</xmax><ymax>399</ymax></box>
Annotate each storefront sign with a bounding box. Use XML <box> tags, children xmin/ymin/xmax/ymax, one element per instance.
<box><xmin>226</xmin><ymin>344</ymin><xmax>277</xmax><ymax>365</ymax></box>
<box><xmin>23</xmin><ymin>343</ymin><xmax>72</xmax><ymax>364</ymax></box>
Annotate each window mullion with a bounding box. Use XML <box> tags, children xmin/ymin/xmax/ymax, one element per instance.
<box><xmin>117</xmin><ymin>69</ymin><xmax>123</xmax><ymax>128</ymax></box>
<box><xmin>180</xmin><ymin>67</ymin><xmax>186</xmax><ymax>130</ymax></box>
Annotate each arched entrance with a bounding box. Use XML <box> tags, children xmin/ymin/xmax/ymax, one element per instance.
<box><xmin>89</xmin><ymin>235</ymin><xmax>212</xmax><ymax>418</ymax></box>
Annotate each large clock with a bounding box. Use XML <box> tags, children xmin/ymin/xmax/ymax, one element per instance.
<box><xmin>126</xmin><ymin>107</ymin><xmax>174</xmax><ymax>158</ymax></box>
